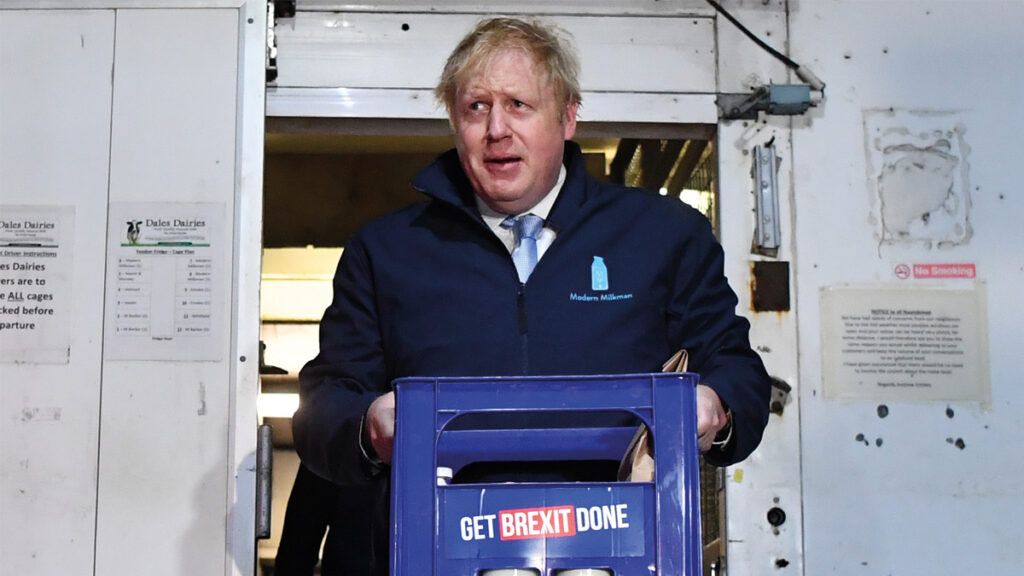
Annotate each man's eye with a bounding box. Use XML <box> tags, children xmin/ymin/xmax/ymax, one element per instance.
<box><xmin>512</xmin><ymin>100</ymin><xmax>527</xmax><ymax>108</ymax></box>
<box><xmin>469</xmin><ymin>102</ymin><xmax>486</xmax><ymax>111</ymax></box>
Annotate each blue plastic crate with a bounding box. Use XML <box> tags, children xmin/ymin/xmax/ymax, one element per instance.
<box><xmin>390</xmin><ymin>373</ymin><xmax>702</xmax><ymax>576</ymax></box>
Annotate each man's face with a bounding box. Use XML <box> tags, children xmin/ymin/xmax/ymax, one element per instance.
<box><xmin>452</xmin><ymin>48</ymin><xmax>578</xmax><ymax>215</ymax></box>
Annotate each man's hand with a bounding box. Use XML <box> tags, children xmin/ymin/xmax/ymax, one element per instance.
<box><xmin>365</xmin><ymin>391</ymin><xmax>396</xmax><ymax>464</ymax></box>
<box><xmin>695</xmin><ymin>384</ymin><xmax>730</xmax><ymax>452</ymax></box>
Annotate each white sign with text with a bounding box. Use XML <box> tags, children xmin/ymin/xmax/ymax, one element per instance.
<box><xmin>821</xmin><ymin>285</ymin><xmax>989</xmax><ymax>403</ymax></box>
<box><xmin>0</xmin><ymin>205</ymin><xmax>74</xmax><ymax>364</ymax></box>
<box><xmin>104</xmin><ymin>202</ymin><xmax>225</xmax><ymax>361</ymax></box>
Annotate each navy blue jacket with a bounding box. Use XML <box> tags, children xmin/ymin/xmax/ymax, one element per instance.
<box><xmin>293</xmin><ymin>141</ymin><xmax>770</xmax><ymax>575</ymax></box>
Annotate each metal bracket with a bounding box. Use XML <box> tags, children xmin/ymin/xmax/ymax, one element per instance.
<box><xmin>769</xmin><ymin>377</ymin><xmax>792</xmax><ymax>416</ymax></box>
<box><xmin>717</xmin><ymin>84</ymin><xmax>814</xmax><ymax>120</ymax></box>
<box><xmin>752</xmin><ymin>142</ymin><xmax>782</xmax><ymax>255</ymax></box>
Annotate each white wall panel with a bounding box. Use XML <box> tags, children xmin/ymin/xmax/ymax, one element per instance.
<box><xmin>272</xmin><ymin>12</ymin><xmax>717</xmax><ymax>94</ymax></box>
<box><xmin>790</xmin><ymin>1</ymin><xmax>1024</xmax><ymax>573</ymax></box>
<box><xmin>0</xmin><ymin>9</ymin><xmax>114</xmax><ymax>574</ymax></box>
<box><xmin>713</xmin><ymin>3</ymin><xmax>805</xmax><ymax>574</ymax></box>
<box><xmin>717</xmin><ymin>120</ymin><xmax>804</xmax><ymax>575</ymax></box>
<box><xmin>1</xmin><ymin>3</ymin><xmax>263</xmax><ymax>576</ymax></box>
<box><xmin>296</xmin><ymin>0</ymin><xmax>713</xmax><ymax>15</ymax></box>
<box><xmin>714</xmin><ymin>0</ymin><xmax>790</xmax><ymax>95</ymax></box>
<box><xmin>266</xmin><ymin>86</ymin><xmax>719</xmax><ymax>124</ymax></box>
<box><xmin>228</xmin><ymin>3</ymin><xmax>267</xmax><ymax>574</ymax></box>
<box><xmin>95</xmin><ymin>8</ymin><xmax>240</xmax><ymax>576</ymax></box>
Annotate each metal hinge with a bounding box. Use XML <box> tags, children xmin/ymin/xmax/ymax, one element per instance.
<box><xmin>255</xmin><ymin>424</ymin><xmax>273</xmax><ymax>539</ymax></box>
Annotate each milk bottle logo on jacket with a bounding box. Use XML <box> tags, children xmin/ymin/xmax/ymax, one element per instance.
<box><xmin>591</xmin><ymin>256</ymin><xmax>608</xmax><ymax>291</ymax></box>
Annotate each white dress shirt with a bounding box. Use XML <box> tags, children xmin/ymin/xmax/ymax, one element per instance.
<box><xmin>475</xmin><ymin>164</ymin><xmax>565</xmax><ymax>261</ymax></box>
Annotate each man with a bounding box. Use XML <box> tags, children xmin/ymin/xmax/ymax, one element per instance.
<box><xmin>273</xmin><ymin>464</ymin><xmax>335</xmax><ymax>576</ymax></box>
<box><xmin>273</xmin><ymin>464</ymin><xmax>384</xmax><ymax>576</ymax></box>
<box><xmin>293</xmin><ymin>16</ymin><xmax>770</xmax><ymax>576</ymax></box>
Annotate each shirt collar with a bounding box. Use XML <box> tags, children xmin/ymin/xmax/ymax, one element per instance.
<box><xmin>476</xmin><ymin>164</ymin><xmax>566</xmax><ymax>230</ymax></box>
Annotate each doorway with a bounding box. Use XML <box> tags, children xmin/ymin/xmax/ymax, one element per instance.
<box><xmin>256</xmin><ymin>117</ymin><xmax>722</xmax><ymax>575</ymax></box>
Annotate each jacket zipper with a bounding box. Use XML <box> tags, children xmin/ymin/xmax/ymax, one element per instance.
<box><xmin>517</xmin><ymin>282</ymin><xmax>529</xmax><ymax>374</ymax></box>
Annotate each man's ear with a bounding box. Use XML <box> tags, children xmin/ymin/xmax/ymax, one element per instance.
<box><xmin>563</xmin><ymin>100</ymin><xmax>579</xmax><ymax>139</ymax></box>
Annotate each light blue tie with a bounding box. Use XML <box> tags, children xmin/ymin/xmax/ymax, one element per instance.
<box><xmin>503</xmin><ymin>213</ymin><xmax>544</xmax><ymax>282</ymax></box>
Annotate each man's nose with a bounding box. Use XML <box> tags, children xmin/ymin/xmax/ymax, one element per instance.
<box><xmin>486</xmin><ymin>108</ymin><xmax>511</xmax><ymax>140</ymax></box>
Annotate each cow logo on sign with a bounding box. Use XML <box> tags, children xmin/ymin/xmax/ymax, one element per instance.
<box><xmin>126</xmin><ymin>220</ymin><xmax>142</xmax><ymax>245</ymax></box>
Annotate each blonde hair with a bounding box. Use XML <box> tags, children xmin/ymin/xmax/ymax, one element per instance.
<box><xmin>435</xmin><ymin>17</ymin><xmax>582</xmax><ymax>121</ymax></box>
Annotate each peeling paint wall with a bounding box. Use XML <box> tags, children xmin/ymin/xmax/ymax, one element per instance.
<box><xmin>790</xmin><ymin>1</ymin><xmax>1024</xmax><ymax>574</ymax></box>
<box><xmin>865</xmin><ymin>109</ymin><xmax>973</xmax><ymax>248</ymax></box>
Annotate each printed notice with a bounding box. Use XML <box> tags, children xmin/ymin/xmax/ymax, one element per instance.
<box><xmin>104</xmin><ymin>203</ymin><xmax>225</xmax><ymax>361</ymax></box>
<box><xmin>0</xmin><ymin>205</ymin><xmax>74</xmax><ymax>364</ymax></box>
<box><xmin>821</xmin><ymin>286</ymin><xmax>989</xmax><ymax>402</ymax></box>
